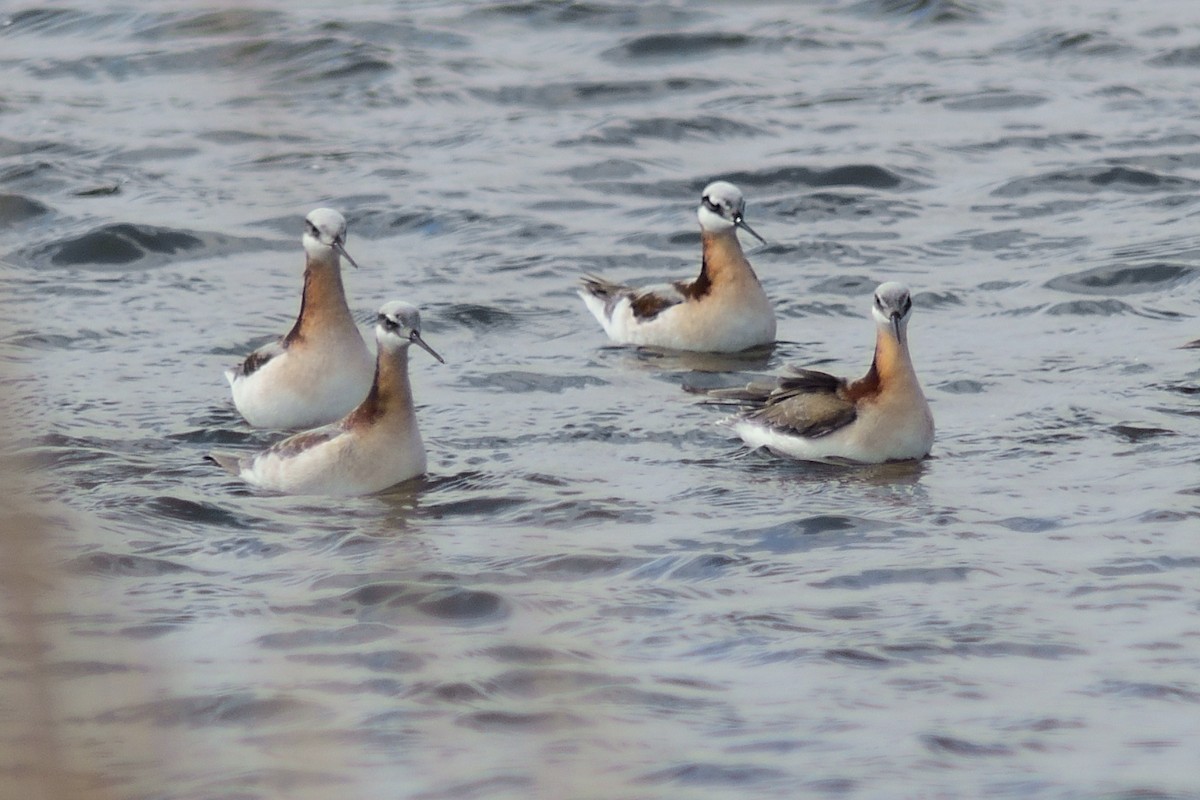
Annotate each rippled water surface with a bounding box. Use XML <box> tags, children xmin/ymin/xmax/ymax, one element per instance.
<box><xmin>3</xmin><ymin>1</ymin><xmax>1200</xmax><ymax>797</ymax></box>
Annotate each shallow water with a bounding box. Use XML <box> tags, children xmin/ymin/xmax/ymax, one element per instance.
<box><xmin>2</xmin><ymin>1</ymin><xmax>1200</xmax><ymax>797</ymax></box>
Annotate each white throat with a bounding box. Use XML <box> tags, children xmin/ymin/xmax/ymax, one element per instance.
<box><xmin>302</xmin><ymin>233</ymin><xmax>337</xmax><ymax>263</ymax></box>
<box><xmin>873</xmin><ymin>309</ymin><xmax>910</xmax><ymax>348</ymax></box>
<box><xmin>697</xmin><ymin>205</ymin><xmax>735</xmax><ymax>234</ymax></box>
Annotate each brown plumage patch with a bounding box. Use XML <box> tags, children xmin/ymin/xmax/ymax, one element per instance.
<box><xmin>842</xmin><ymin>357</ymin><xmax>882</xmax><ymax>402</ymax></box>
<box><xmin>283</xmin><ymin>267</ymin><xmax>318</xmax><ymax>347</ymax></box>
<box><xmin>629</xmin><ymin>291</ymin><xmax>680</xmax><ymax>321</ymax></box>
<box><xmin>343</xmin><ymin>379</ymin><xmax>384</xmax><ymax>427</ymax></box>
<box><xmin>237</xmin><ymin>340</ymin><xmax>284</xmax><ymax>378</ymax></box>
<box><xmin>676</xmin><ymin>255</ymin><xmax>713</xmax><ymax>301</ymax></box>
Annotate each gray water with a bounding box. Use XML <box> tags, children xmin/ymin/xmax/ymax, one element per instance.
<box><xmin>2</xmin><ymin>1</ymin><xmax>1200</xmax><ymax>798</ymax></box>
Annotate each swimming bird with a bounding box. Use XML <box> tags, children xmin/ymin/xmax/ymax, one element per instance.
<box><xmin>209</xmin><ymin>301</ymin><xmax>443</xmax><ymax>496</ymax></box>
<box><xmin>702</xmin><ymin>282</ymin><xmax>933</xmax><ymax>463</ymax></box>
<box><xmin>578</xmin><ymin>181</ymin><xmax>775</xmax><ymax>353</ymax></box>
<box><xmin>225</xmin><ymin>208</ymin><xmax>374</xmax><ymax>429</ymax></box>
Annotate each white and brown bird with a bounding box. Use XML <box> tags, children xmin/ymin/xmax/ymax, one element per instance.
<box><xmin>703</xmin><ymin>282</ymin><xmax>933</xmax><ymax>464</ymax></box>
<box><xmin>210</xmin><ymin>301</ymin><xmax>443</xmax><ymax>496</ymax></box>
<box><xmin>578</xmin><ymin>181</ymin><xmax>775</xmax><ymax>353</ymax></box>
<box><xmin>225</xmin><ymin>208</ymin><xmax>374</xmax><ymax>429</ymax></box>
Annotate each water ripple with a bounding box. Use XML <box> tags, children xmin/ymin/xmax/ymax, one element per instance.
<box><xmin>472</xmin><ymin>77</ymin><xmax>723</xmax><ymax>109</ymax></box>
<box><xmin>1045</xmin><ymin>262</ymin><xmax>1196</xmax><ymax>295</ymax></box>
<box><xmin>604</xmin><ymin>32</ymin><xmax>755</xmax><ymax>62</ymax></box>
<box><xmin>993</xmin><ymin>165</ymin><xmax>1200</xmax><ymax>197</ymax></box>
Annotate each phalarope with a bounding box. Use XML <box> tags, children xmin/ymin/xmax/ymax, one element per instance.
<box><xmin>578</xmin><ymin>181</ymin><xmax>775</xmax><ymax>353</ymax></box>
<box><xmin>210</xmin><ymin>301</ymin><xmax>443</xmax><ymax>496</ymax></box>
<box><xmin>702</xmin><ymin>282</ymin><xmax>933</xmax><ymax>463</ymax></box>
<box><xmin>225</xmin><ymin>208</ymin><xmax>374</xmax><ymax>430</ymax></box>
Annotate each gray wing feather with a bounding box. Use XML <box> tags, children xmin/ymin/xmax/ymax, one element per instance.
<box><xmin>206</xmin><ymin>451</ymin><xmax>245</xmax><ymax>475</ymax></box>
<box><xmin>695</xmin><ymin>368</ymin><xmax>858</xmax><ymax>439</ymax></box>
<box><xmin>747</xmin><ymin>390</ymin><xmax>857</xmax><ymax>439</ymax></box>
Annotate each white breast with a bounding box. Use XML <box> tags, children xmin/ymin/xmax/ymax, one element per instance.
<box><xmin>229</xmin><ymin>336</ymin><xmax>374</xmax><ymax>429</ymax></box>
